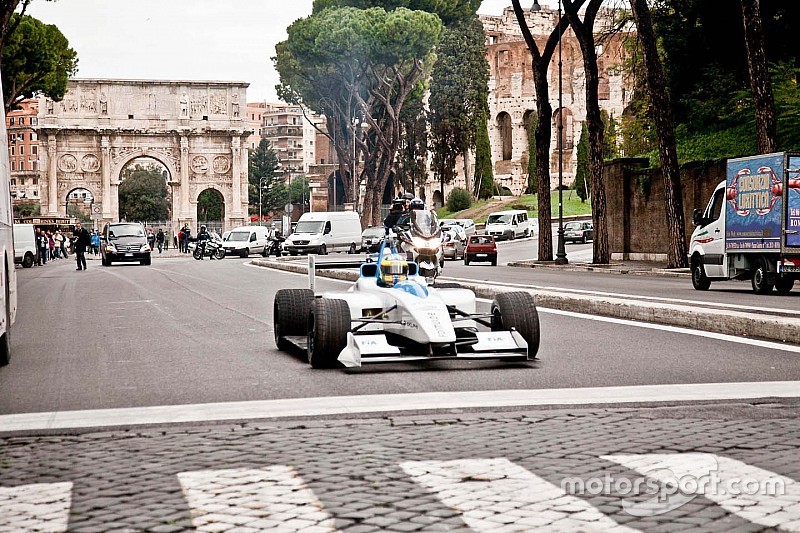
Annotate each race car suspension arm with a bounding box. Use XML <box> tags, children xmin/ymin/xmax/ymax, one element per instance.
<box><xmin>352</xmin><ymin>305</ymin><xmax>399</xmax><ymax>332</ymax></box>
<box><xmin>447</xmin><ymin>305</ymin><xmax>493</xmax><ymax>328</ymax></box>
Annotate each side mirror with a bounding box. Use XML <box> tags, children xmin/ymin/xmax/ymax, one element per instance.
<box><xmin>324</xmin><ymin>227</ymin><xmax>331</xmax><ymax>235</ymax></box>
<box><xmin>692</xmin><ymin>209</ymin><xmax>703</xmax><ymax>227</ymax></box>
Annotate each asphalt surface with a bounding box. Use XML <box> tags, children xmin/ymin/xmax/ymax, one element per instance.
<box><xmin>2</xmin><ymin>255</ymin><xmax>799</xmax><ymax>416</ymax></box>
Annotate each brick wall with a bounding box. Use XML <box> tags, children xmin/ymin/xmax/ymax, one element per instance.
<box><xmin>604</xmin><ymin>158</ymin><xmax>725</xmax><ymax>256</ymax></box>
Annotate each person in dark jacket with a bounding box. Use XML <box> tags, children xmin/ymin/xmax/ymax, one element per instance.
<box><xmin>73</xmin><ymin>222</ymin><xmax>91</xmax><ymax>271</ymax></box>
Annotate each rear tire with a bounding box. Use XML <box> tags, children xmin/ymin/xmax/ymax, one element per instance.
<box><xmin>751</xmin><ymin>258</ymin><xmax>774</xmax><ymax>294</ymax></box>
<box><xmin>491</xmin><ymin>256</ymin><xmax>498</xmax><ymax>267</ymax></box>
<box><xmin>691</xmin><ymin>257</ymin><xmax>711</xmax><ymax>291</ymax></box>
<box><xmin>307</xmin><ymin>298</ymin><xmax>350</xmax><ymax>368</ymax></box>
<box><xmin>0</xmin><ymin>260</ymin><xmax>11</xmax><ymax>366</ymax></box>
<box><xmin>22</xmin><ymin>252</ymin><xmax>34</xmax><ymax>268</ymax></box>
<box><xmin>464</xmin><ymin>255</ymin><xmax>470</xmax><ymax>266</ymax></box>
<box><xmin>274</xmin><ymin>289</ymin><xmax>314</xmax><ymax>351</ymax></box>
<box><xmin>775</xmin><ymin>277</ymin><xmax>794</xmax><ymax>295</ymax></box>
<box><xmin>242</xmin><ymin>248</ymin><xmax>250</xmax><ymax>258</ymax></box>
<box><xmin>193</xmin><ymin>248</ymin><xmax>202</xmax><ymax>260</ymax></box>
<box><xmin>320</xmin><ymin>244</ymin><xmax>327</xmax><ymax>255</ymax></box>
<box><xmin>348</xmin><ymin>243</ymin><xmax>357</xmax><ymax>255</ymax></box>
<box><xmin>216</xmin><ymin>248</ymin><xmax>226</xmax><ymax>260</ymax></box>
<box><xmin>491</xmin><ymin>292</ymin><xmax>540</xmax><ymax>358</ymax></box>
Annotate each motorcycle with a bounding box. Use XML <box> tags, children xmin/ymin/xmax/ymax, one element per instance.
<box><xmin>397</xmin><ymin>209</ymin><xmax>444</xmax><ymax>282</ymax></box>
<box><xmin>193</xmin><ymin>233</ymin><xmax>226</xmax><ymax>260</ymax></box>
<box><xmin>266</xmin><ymin>233</ymin><xmax>285</xmax><ymax>257</ymax></box>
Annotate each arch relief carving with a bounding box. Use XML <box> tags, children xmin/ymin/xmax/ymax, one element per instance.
<box><xmin>212</xmin><ymin>156</ymin><xmax>230</xmax><ymax>174</ymax></box>
<box><xmin>58</xmin><ymin>154</ymin><xmax>78</xmax><ymax>173</ymax></box>
<box><xmin>81</xmin><ymin>154</ymin><xmax>100</xmax><ymax>173</ymax></box>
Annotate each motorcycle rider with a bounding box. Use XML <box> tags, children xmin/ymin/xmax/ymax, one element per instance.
<box><xmin>197</xmin><ymin>224</ymin><xmax>210</xmax><ymax>260</ymax></box>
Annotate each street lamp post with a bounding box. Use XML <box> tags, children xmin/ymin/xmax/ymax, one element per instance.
<box><xmin>531</xmin><ymin>0</ymin><xmax>567</xmax><ymax>264</ymax></box>
<box><xmin>258</xmin><ymin>176</ymin><xmax>269</xmax><ymax>226</ymax></box>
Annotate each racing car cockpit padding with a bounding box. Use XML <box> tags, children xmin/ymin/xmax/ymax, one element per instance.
<box><xmin>392</xmin><ymin>279</ymin><xmax>428</xmax><ymax>298</ymax></box>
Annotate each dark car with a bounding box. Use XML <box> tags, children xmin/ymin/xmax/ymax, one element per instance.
<box><xmin>360</xmin><ymin>227</ymin><xmax>385</xmax><ymax>253</ymax></box>
<box><xmin>464</xmin><ymin>235</ymin><xmax>497</xmax><ymax>266</ymax></box>
<box><xmin>101</xmin><ymin>222</ymin><xmax>151</xmax><ymax>266</ymax></box>
<box><xmin>564</xmin><ymin>221</ymin><xmax>594</xmax><ymax>244</ymax></box>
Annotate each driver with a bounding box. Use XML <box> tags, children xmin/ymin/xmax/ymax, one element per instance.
<box><xmin>197</xmin><ymin>224</ymin><xmax>210</xmax><ymax>259</ymax></box>
<box><xmin>379</xmin><ymin>257</ymin><xmax>409</xmax><ymax>287</ymax></box>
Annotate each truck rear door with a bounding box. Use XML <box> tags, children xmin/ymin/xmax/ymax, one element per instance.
<box><xmin>787</xmin><ymin>155</ymin><xmax>800</xmax><ymax>249</ymax></box>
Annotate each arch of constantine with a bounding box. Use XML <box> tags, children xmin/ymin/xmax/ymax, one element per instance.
<box><xmin>37</xmin><ymin>79</ymin><xmax>250</xmax><ymax>230</ymax></box>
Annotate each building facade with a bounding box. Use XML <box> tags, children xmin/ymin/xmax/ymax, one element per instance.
<box><xmin>7</xmin><ymin>99</ymin><xmax>42</xmax><ymax>202</ymax></box>
<box><xmin>480</xmin><ymin>6</ymin><xmax>633</xmax><ymax>194</ymax></box>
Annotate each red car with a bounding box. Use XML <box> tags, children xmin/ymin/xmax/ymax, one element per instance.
<box><xmin>464</xmin><ymin>235</ymin><xmax>498</xmax><ymax>266</ymax></box>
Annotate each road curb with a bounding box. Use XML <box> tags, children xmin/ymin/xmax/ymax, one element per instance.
<box><xmin>507</xmin><ymin>260</ymin><xmax>691</xmax><ymax>279</ymax></box>
<box><xmin>252</xmin><ymin>259</ymin><xmax>800</xmax><ymax>346</ymax></box>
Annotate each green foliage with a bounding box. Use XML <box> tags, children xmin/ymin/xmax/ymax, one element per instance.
<box><xmin>574</xmin><ymin>122</ymin><xmax>590</xmax><ymax>202</ymax></box>
<box><xmin>2</xmin><ymin>13</ymin><xmax>77</xmax><ymax>111</ymax></box>
<box><xmin>446</xmin><ymin>187</ymin><xmax>472</xmax><ymax>212</ymax></box>
<box><xmin>601</xmin><ymin>110</ymin><xmax>619</xmax><ymax>160</ymax></box>
<box><xmin>197</xmin><ymin>190</ymin><xmax>224</xmax><ymax>221</ymax></box>
<box><xmin>66</xmin><ymin>202</ymin><xmax>90</xmax><ymax>223</ymax></box>
<box><xmin>12</xmin><ymin>200</ymin><xmax>39</xmax><ymax>218</ymax></box>
<box><xmin>473</xmin><ymin>111</ymin><xmax>494</xmax><ymax>199</ymax></box>
<box><xmin>248</xmin><ymin>138</ymin><xmax>285</xmax><ymax>215</ymax></box>
<box><xmin>311</xmin><ymin>0</ymin><xmax>481</xmax><ymax>26</ymax></box>
<box><xmin>396</xmin><ymin>90</ymin><xmax>428</xmax><ymax>193</ymax></box>
<box><xmin>118</xmin><ymin>164</ymin><xmax>169</xmax><ymax>221</ymax></box>
<box><xmin>289</xmin><ymin>176</ymin><xmax>310</xmax><ymax>206</ymax></box>
<box><xmin>525</xmin><ymin>112</ymin><xmax>538</xmax><ymax>194</ymax></box>
<box><xmin>429</xmin><ymin>15</ymin><xmax>489</xmax><ymax>189</ymax></box>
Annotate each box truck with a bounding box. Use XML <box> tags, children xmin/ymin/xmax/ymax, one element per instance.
<box><xmin>690</xmin><ymin>152</ymin><xmax>800</xmax><ymax>294</ymax></box>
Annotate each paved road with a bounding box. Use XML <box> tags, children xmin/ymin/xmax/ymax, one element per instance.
<box><xmin>2</xmin><ymin>255</ymin><xmax>799</xmax><ymax>415</ymax></box>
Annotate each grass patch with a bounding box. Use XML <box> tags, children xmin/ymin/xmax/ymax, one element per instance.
<box><xmin>438</xmin><ymin>192</ymin><xmax>591</xmax><ymax>223</ymax></box>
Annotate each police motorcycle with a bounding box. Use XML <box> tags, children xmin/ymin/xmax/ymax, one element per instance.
<box><xmin>395</xmin><ymin>201</ymin><xmax>444</xmax><ymax>282</ymax></box>
<box><xmin>266</xmin><ymin>231</ymin><xmax>286</xmax><ymax>257</ymax></box>
<box><xmin>193</xmin><ymin>231</ymin><xmax>226</xmax><ymax>260</ymax></box>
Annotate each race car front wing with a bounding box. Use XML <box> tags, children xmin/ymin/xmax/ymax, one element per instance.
<box><xmin>337</xmin><ymin>330</ymin><xmax>530</xmax><ymax>368</ymax></box>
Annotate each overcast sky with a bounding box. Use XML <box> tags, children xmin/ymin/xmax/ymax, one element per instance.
<box><xmin>25</xmin><ymin>0</ymin><xmax>542</xmax><ymax>104</ymax></box>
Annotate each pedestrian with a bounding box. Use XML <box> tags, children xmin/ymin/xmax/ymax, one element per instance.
<box><xmin>90</xmin><ymin>230</ymin><xmax>100</xmax><ymax>255</ymax></box>
<box><xmin>156</xmin><ymin>228</ymin><xmax>165</xmax><ymax>253</ymax></box>
<box><xmin>178</xmin><ymin>228</ymin><xmax>185</xmax><ymax>253</ymax></box>
<box><xmin>182</xmin><ymin>225</ymin><xmax>191</xmax><ymax>253</ymax></box>
<box><xmin>73</xmin><ymin>221</ymin><xmax>91</xmax><ymax>271</ymax></box>
<box><xmin>147</xmin><ymin>229</ymin><xmax>156</xmax><ymax>251</ymax></box>
<box><xmin>35</xmin><ymin>228</ymin><xmax>46</xmax><ymax>265</ymax></box>
<box><xmin>48</xmin><ymin>232</ymin><xmax>56</xmax><ymax>261</ymax></box>
<box><xmin>57</xmin><ymin>230</ymin><xmax>68</xmax><ymax>258</ymax></box>
<box><xmin>164</xmin><ymin>230</ymin><xmax>169</xmax><ymax>251</ymax></box>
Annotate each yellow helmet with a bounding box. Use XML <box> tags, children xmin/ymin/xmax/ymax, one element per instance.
<box><xmin>380</xmin><ymin>258</ymin><xmax>409</xmax><ymax>287</ymax></box>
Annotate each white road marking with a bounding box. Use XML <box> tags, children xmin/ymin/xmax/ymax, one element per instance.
<box><xmin>604</xmin><ymin>453</ymin><xmax>800</xmax><ymax>530</ymax></box>
<box><xmin>2</xmin><ymin>382</ymin><xmax>799</xmax><ymax>432</ymax></box>
<box><xmin>475</xmin><ymin>297</ymin><xmax>800</xmax><ymax>354</ymax></box>
<box><xmin>401</xmin><ymin>458</ymin><xmax>638</xmax><ymax>532</ymax></box>
<box><xmin>0</xmin><ymin>482</ymin><xmax>72</xmax><ymax>532</ymax></box>
<box><xmin>450</xmin><ymin>275</ymin><xmax>800</xmax><ymax>318</ymax></box>
<box><xmin>177</xmin><ymin>466</ymin><xmax>338</xmax><ymax>532</ymax></box>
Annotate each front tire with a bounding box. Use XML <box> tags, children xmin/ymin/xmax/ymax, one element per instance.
<box><xmin>274</xmin><ymin>288</ymin><xmax>314</xmax><ymax>351</ymax></box>
<box><xmin>751</xmin><ymin>258</ymin><xmax>774</xmax><ymax>294</ymax></box>
<box><xmin>307</xmin><ymin>298</ymin><xmax>350</xmax><ymax>368</ymax></box>
<box><xmin>492</xmin><ymin>291</ymin><xmax>540</xmax><ymax>358</ymax></box>
<box><xmin>348</xmin><ymin>243</ymin><xmax>357</xmax><ymax>255</ymax></box>
<box><xmin>319</xmin><ymin>244</ymin><xmax>327</xmax><ymax>255</ymax></box>
<box><xmin>215</xmin><ymin>248</ymin><xmax>226</xmax><ymax>260</ymax></box>
<box><xmin>193</xmin><ymin>248</ymin><xmax>202</xmax><ymax>260</ymax></box>
<box><xmin>691</xmin><ymin>257</ymin><xmax>711</xmax><ymax>291</ymax></box>
<box><xmin>242</xmin><ymin>248</ymin><xmax>250</xmax><ymax>258</ymax></box>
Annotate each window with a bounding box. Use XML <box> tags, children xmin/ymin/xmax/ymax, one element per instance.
<box><xmin>8</xmin><ymin>117</ymin><xmax>13</xmax><ymax>126</ymax></box>
<box><xmin>31</xmin><ymin>146</ymin><xmax>37</xmax><ymax>155</ymax></box>
<box><xmin>30</xmin><ymin>132</ymin><xmax>37</xmax><ymax>141</ymax></box>
<box><xmin>33</xmin><ymin>178</ymin><xmax>38</xmax><ymax>185</ymax></box>
<box><xmin>19</xmin><ymin>117</ymin><xmax>25</xmax><ymax>126</ymax></box>
<box><xmin>33</xmin><ymin>190</ymin><xmax>37</xmax><ymax>197</ymax></box>
<box><xmin>10</xmin><ymin>179</ymin><xmax>15</xmax><ymax>186</ymax></box>
<box><xmin>30</xmin><ymin>117</ymin><xmax>37</xmax><ymax>126</ymax></box>
<box><xmin>10</xmin><ymin>146</ymin><xmax>14</xmax><ymax>156</ymax></box>
<box><xmin>708</xmin><ymin>187</ymin><xmax>725</xmax><ymax>222</ymax></box>
<box><xmin>19</xmin><ymin>145</ymin><xmax>23</xmax><ymax>156</ymax></box>
<box><xmin>10</xmin><ymin>161</ymin><xmax>14</xmax><ymax>171</ymax></box>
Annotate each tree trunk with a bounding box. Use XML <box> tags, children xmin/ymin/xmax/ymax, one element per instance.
<box><xmin>630</xmin><ymin>0</ymin><xmax>688</xmax><ymax>268</ymax></box>
<box><xmin>740</xmin><ymin>0</ymin><xmax>776</xmax><ymax>153</ymax></box>
<box><xmin>562</xmin><ymin>0</ymin><xmax>609</xmax><ymax>264</ymax></box>
<box><xmin>463</xmin><ymin>149</ymin><xmax>472</xmax><ymax>196</ymax></box>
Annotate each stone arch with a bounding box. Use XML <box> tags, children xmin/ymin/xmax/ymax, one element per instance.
<box><xmin>553</xmin><ymin>107</ymin><xmax>575</xmax><ymax>150</ymax></box>
<box><xmin>110</xmin><ymin>149</ymin><xmax>177</xmax><ymax>186</ymax></box>
<box><xmin>196</xmin><ymin>187</ymin><xmax>226</xmax><ymax>234</ymax></box>
<box><xmin>65</xmin><ymin>186</ymin><xmax>95</xmax><ymax>223</ymax></box>
<box><xmin>496</xmin><ymin>112</ymin><xmax>513</xmax><ymax>161</ymax></box>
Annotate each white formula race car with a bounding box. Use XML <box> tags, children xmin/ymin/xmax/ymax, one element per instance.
<box><xmin>273</xmin><ymin>241</ymin><xmax>540</xmax><ymax>368</ymax></box>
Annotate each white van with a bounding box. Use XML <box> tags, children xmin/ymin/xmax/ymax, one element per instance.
<box><xmin>485</xmin><ymin>210</ymin><xmax>532</xmax><ymax>240</ymax></box>
<box><xmin>222</xmin><ymin>225</ymin><xmax>271</xmax><ymax>257</ymax></box>
<box><xmin>12</xmin><ymin>223</ymin><xmax>37</xmax><ymax>268</ymax></box>
<box><xmin>285</xmin><ymin>211</ymin><xmax>362</xmax><ymax>255</ymax></box>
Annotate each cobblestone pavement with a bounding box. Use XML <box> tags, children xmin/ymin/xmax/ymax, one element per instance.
<box><xmin>1</xmin><ymin>405</ymin><xmax>799</xmax><ymax>532</ymax></box>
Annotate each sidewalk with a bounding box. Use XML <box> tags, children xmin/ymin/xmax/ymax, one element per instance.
<box><xmin>508</xmin><ymin>259</ymin><xmax>691</xmax><ymax>279</ymax></box>
<box><xmin>1</xmin><ymin>403</ymin><xmax>798</xmax><ymax>532</ymax></box>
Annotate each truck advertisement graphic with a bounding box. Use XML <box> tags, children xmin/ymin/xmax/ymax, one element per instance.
<box><xmin>788</xmin><ymin>156</ymin><xmax>800</xmax><ymax>248</ymax></box>
<box><xmin>725</xmin><ymin>153</ymin><xmax>783</xmax><ymax>252</ymax></box>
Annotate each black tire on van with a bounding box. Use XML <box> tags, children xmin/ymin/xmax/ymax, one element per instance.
<box><xmin>22</xmin><ymin>252</ymin><xmax>34</xmax><ymax>268</ymax></box>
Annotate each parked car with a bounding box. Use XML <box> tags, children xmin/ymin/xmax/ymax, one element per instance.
<box><xmin>12</xmin><ymin>223</ymin><xmax>36</xmax><ymax>268</ymax></box>
<box><xmin>101</xmin><ymin>222</ymin><xmax>151</xmax><ymax>266</ymax></box>
<box><xmin>442</xmin><ymin>225</ymin><xmax>467</xmax><ymax>260</ymax></box>
<box><xmin>440</xmin><ymin>218</ymin><xmax>476</xmax><ymax>238</ymax></box>
<box><xmin>222</xmin><ymin>226</ymin><xmax>271</xmax><ymax>257</ymax></box>
<box><xmin>564</xmin><ymin>221</ymin><xmax>593</xmax><ymax>244</ymax></box>
<box><xmin>464</xmin><ymin>235</ymin><xmax>498</xmax><ymax>266</ymax></box>
<box><xmin>360</xmin><ymin>226</ymin><xmax>385</xmax><ymax>253</ymax></box>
